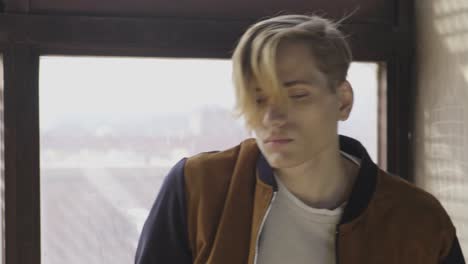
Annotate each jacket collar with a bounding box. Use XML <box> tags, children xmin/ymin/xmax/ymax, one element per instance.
<box><xmin>255</xmin><ymin>134</ymin><xmax>378</xmax><ymax>225</ymax></box>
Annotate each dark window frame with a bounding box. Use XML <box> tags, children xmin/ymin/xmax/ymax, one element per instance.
<box><xmin>0</xmin><ymin>1</ymin><xmax>414</xmax><ymax>263</ymax></box>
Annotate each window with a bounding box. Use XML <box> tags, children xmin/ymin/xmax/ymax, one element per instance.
<box><xmin>39</xmin><ymin>56</ymin><xmax>384</xmax><ymax>263</ymax></box>
<box><xmin>339</xmin><ymin>62</ymin><xmax>384</xmax><ymax>164</ymax></box>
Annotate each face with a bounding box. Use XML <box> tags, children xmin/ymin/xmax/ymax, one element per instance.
<box><xmin>253</xmin><ymin>40</ymin><xmax>353</xmax><ymax>169</ymax></box>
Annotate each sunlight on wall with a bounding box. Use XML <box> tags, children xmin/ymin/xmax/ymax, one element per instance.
<box><xmin>415</xmin><ymin>0</ymin><xmax>468</xmax><ymax>258</ymax></box>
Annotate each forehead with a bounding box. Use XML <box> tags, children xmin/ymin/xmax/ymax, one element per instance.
<box><xmin>275</xmin><ymin>40</ymin><xmax>323</xmax><ymax>80</ymax></box>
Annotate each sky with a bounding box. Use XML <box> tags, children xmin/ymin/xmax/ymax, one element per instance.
<box><xmin>39</xmin><ymin>56</ymin><xmax>378</xmax><ymax>161</ymax></box>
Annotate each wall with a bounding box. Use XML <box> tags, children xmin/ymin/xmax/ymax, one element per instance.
<box><xmin>414</xmin><ymin>0</ymin><xmax>468</xmax><ymax>256</ymax></box>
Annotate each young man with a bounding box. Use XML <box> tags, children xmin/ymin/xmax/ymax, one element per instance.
<box><xmin>135</xmin><ymin>14</ymin><xmax>465</xmax><ymax>263</ymax></box>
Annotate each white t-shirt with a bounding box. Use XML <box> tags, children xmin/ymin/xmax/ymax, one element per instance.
<box><xmin>256</xmin><ymin>151</ymin><xmax>361</xmax><ymax>264</ymax></box>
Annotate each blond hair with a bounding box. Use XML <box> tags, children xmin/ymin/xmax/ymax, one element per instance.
<box><xmin>231</xmin><ymin>14</ymin><xmax>352</xmax><ymax>134</ymax></box>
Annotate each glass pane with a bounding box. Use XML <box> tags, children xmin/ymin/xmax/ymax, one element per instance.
<box><xmin>39</xmin><ymin>57</ymin><xmax>382</xmax><ymax>264</ymax></box>
<box><xmin>39</xmin><ymin>56</ymin><xmax>250</xmax><ymax>264</ymax></box>
<box><xmin>338</xmin><ymin>62</ymin><xmax>380</xmax><ymax>163</ymax></box>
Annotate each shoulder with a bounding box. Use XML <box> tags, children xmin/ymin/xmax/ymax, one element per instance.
<box><xmin>183</xmin><ymin>138</ymin><xmax>258</xmax><ymax>195</ymax></box>
<box><xmin>374</xmin><ymin>169</ymin><xmax>455</xmax><ymax>233</ymax></box>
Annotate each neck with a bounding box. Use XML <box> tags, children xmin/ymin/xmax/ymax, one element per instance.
<box><xmin>274</xmin><ymin>139</ymin><xmax>359</xmax><ymax>210</ymax></box>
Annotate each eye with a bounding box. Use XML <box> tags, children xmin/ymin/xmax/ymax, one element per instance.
<box><xmin>255</xmin><ymin>97</ymin><xmax>266</xmax><ymax>104</ymax></box>
<box><xmin>290</xmin><ymin>94</ymin><xmax>308</xmax><ymax>99</ymax></box>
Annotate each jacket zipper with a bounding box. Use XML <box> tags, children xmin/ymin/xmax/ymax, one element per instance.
<box><xmin>253</xmin><ymin>191</ymin><xmax>277</xmax><ymax>264</ymax></box>
<box><xmin>335</xmin><ymin>226</ymin><xmax>340</xmax><ymax>264</ymax></box>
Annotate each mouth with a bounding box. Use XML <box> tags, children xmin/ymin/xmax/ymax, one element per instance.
<box><xmin>264</xmin><ymin>137</ymin><xmax>292</xmax><ymax>143</ymax></box>
<box><xmin>265</xmin><ymin>139</ymin><xmax>293</xmax><ymax>147</ymax></box>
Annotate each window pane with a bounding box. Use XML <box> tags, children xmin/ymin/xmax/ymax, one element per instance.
<box><xmin>39</xmin><ymin>56</ymin><xmax>250</xmax><ymax>264</ymax></box>
<box><xmin>39</xmin><ymin>56</ymin><xmax>382</xmax><ymax>264</ymax></box>
<box><xmin>338</xmin><ymin>62</ymin><xmax>381</xmax><ymax>163</ymax></box>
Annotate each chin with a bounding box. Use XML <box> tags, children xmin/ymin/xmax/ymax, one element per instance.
<box><xmin>263</xmin><ymin>152</ymin><xmax>300</xmax><ymax>169</ymax></box>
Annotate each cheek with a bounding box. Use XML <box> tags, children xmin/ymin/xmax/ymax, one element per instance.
<box><xmin>289</xmin><ymin>100</ymin><xmax>338</xmax><ymax>131</ymax></box>
<box><xmin>292</xmin><ymin>100</ymin><xmax>336</xmax><ymax>121</ymax></box>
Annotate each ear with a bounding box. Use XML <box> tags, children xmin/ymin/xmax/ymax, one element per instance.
<box><xmin>336</xmin><ymin>80</ymin><xmax>354</xmax><ymax>121</ymax></box>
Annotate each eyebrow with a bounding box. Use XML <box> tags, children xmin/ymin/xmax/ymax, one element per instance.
<box><xmin>255</xmin><ymin>80</ymin><xmax>314</xmax><ymax>91</ymax></box>
<box><xmin>283</xmin><ymin>80</ymin><xmax>314</xmax><ymax>87</ymax></box>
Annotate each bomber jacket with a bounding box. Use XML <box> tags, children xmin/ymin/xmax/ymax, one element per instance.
<box><xmin>135</xmin><ymin>135</ymin><xmax>466</xmax><ymax>263</ymax></box>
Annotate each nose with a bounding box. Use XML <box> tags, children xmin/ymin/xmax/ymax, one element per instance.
<box><xmin>262</xmin><ymin>102</ymin><xmax>288</xmax><ymax>127</ymax></box>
